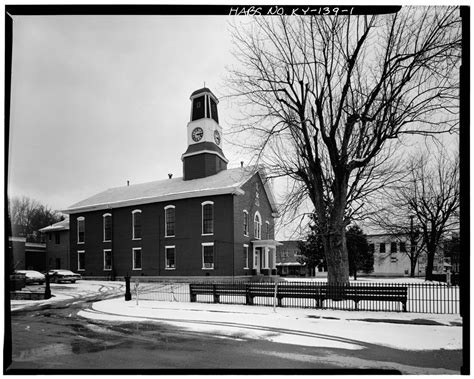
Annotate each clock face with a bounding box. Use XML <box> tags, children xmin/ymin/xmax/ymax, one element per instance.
<box><xmin>214</xmin><ymin>130</ymin><xmax>221</xmax><ymax>145</ymax></box>
<box><xmin>192</xmin><ymin>127</ymin><xmax>204</xmax><ymax>142</ymax></box>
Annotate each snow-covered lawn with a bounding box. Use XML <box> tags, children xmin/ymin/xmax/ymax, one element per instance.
<box><xmin>79</xmin><ymin>298</ymin><xmax>462</xmax><ymax>352</ymax></box>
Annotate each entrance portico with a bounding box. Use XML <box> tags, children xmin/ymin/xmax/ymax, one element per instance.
<box><xmin>252</xmin><ymin>240</ymin><xmax>282</xmax><ymax>275</ymax></box>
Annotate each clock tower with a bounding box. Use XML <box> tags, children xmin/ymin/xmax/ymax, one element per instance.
<box><xmin>182</xmin><ymin>87</ymin><xmax>228</xmax><ymax>180</ymax></box>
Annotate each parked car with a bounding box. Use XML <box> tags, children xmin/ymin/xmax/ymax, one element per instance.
<box><xmin>47</xmin><ymin>269</ymin><xmax>82</xmax><ymax>283</ymax></box>
<box><xmin>15</xmin><ymin>270</ymin><xmax>45</xmax><ymax>285</ymax></box>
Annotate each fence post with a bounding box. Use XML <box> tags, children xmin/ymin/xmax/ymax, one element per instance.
<box><xmin>135</xmin><ymin>279</ymin><xmax>140</xmax><ymax>306</ymax></box>
<box><xmin>213</xmin><ymin>283</ymin><xmax>219</xmax><ymax>303</ymax></box>
<box><xmin>246</xmin><ymin>283</ymin><xmax>253</xmax><ymax>305</ymax></box>
<box><xmin>44</xmin><ymin>273</ymin><xmax>51</xmax><ymax>300</ymax></box>
<box><xmin>273</xmin><ymin>282</ymin><xmax>278</xmax><ymax>312</ymax></box>
<box><xmin>124</xmin><ymin>274</ymin><xmax>132</xmax><ymax>301</ymax></box>
<box><xmin>190</xmin><ymin>284</ymin><xmax>196</xmax><ymax>302</ymax></box>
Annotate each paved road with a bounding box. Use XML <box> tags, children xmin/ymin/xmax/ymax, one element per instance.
<box><xmin>5</xmin><ymin>282</ymin><xmax>462</xmax><ymax>374</ymax></box>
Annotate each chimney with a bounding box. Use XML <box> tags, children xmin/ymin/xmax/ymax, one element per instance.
<box><xmin>127</xmin><ymin>180</ymin><xmax>129</xmax><ymax>186</ymax></box>
<box><xmin>240</xmin><ymin>161</ymin><xmax>244</xmax><ymax>168</ymax></box>
<box><xmin>168</xmin><ymin>173</ymin><xmax>173</xmax><ymax>179</ymax></box>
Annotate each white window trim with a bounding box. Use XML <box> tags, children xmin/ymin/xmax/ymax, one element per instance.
<box><xmin>165</xmin><ymin>245</ymin><xmax>176</xmax><ymax>270</ymax></box>
<box><xmin>254</xmin><ymin>211</ymin><xmax>261</xmax><ymax>240</ymax></box>
<box><xmin>103</xmin><ymin>249</ymin><xmax>112</xmax><ymax>271</ymax></box>
<box><xmin>243</xmin><ymin>210</ymin><xmax>249</xmax><ymax>237</ymax></box>
<box><xmin>77</xmin><ymin>250</ymin><xmax>85</xmax><ymax>272</ymax></box>
<box><xmin>243</xmin><ymin>244</ymin><xmax>249</xmax><ymax>269</ymax></box>
<box><xmin>164</xmin><ymin>205</ymin><xmax>176</xmax><ymax>238</ymax></box>
<box><xmin>265</xmin><ymin>221</ymin><xmax>270</xmax><ymax>239</ymax></box>
<box><xmin>77</xmin><ymin>216</ymin><xmax>85</xmax><ymax>244</ymax></box>
<box><xmin>103</xmin><ymin>213</ymin><xmax>112</xmax><ymax>242</ymax></box>
<box><xmin>201</xmin><ymin>201</ymin><xmax>214</xmax><ymax>236</ymax></box>
<box><xmin>201</xmin><ymin>242</ymin><xmax>215</xmax><ymax>270</ymax></box>
<box><xmin>132</xmin><ymin>247</ymin><xmax>142</xmax><ymax>270</ymax></box>
<box><xmin>132</xmin><ymin>209</ymin><xmax>142</xmax><ymax>240</ymax></box>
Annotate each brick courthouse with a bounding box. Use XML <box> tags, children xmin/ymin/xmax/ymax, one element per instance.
<box><xmin>64</xmin><ymin>88</ymin><xmax>280</xmax><ymax>279</ymax></box>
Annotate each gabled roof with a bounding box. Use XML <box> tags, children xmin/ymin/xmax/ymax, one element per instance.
<box><xmin>39</xmin><ymin>218</ymin><xmax>70</xmax><ymax>232</ymax></box>
<box><xmin>64</xmin><ymin>166</ymin><xmax>279</xmax><ymax>215</ymax></box>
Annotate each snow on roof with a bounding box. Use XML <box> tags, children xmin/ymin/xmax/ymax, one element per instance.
<box><xmin>64</xmin><ymin>166</ymin><xmax>278</xmax><ymax>214</ymax></box>
<box><xmin>39</xmin><ymin>218</ymin><xmax>70</xmax><ymax>232</ymax></box>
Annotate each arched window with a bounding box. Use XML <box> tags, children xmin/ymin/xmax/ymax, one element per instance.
<box><xmin>77</xmin><ymin>217</ymin><xmax>85</xmax><ymax>244</ymax></box>
<box><xmin>103</xmin><ymin>213</ymin><xmax>112</xmax><ymax>242</ymax></box>
<box><xmin>243</xmin><ymin>210</ymin><xmax>249</xmax><ymax>236</ymax></box>
<box><xmin>202</xmin><ymin>201</ymin><xmax>214</xmax><ymax>235</ymax></box>
<box><xmin>165</xmin><ymin>205</ymin><xmax>175</xmax><ymax>237</ymax></box>
<box><xmin>265</xmin><ymin>221</ymin><xmax>270</xmax><ymax>240</ymax></box>
<box><xmin>254</xmin><ymin>212</ymin><xmax>261</xmax><ymax>240</ymax></box>
<box><xmin>132</xmin><ymin>210</ymin><xmax>142</xmax><ymax>240</ymax></box>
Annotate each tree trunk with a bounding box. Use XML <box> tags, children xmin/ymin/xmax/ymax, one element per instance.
<box><xmin>324</xmin><ymin>223</ymin><xmax>350</xmax><ymax>284</ymax></box>
<box><xmin>410</xmin><ymin>258</ymin><xmax>417</xmax><ymax>278</ymax></box>
<box><xmin>425</xmin><ymin>249</ymin><xmax>435</xmax><ymax>281</ymax></box>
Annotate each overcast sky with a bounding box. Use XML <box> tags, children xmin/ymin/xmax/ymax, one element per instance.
<box><xmin>7</xmin><ymin>9</ymin><xmax>460</xmax><ymax>240</ymax></box>
<box><xmin>8</xmin><ymin>14</ymin><xmax>246</xmax><ymax>212</ymax></box>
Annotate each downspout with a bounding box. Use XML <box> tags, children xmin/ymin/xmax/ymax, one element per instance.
<box><xmin>110</xmin><ymin>205</ymin><xmax>115</xmax><ymax>281</ymax></box>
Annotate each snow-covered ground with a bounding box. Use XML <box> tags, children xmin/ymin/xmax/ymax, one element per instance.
<box><xmin>10</xmin><ymin>280</ymin><xmax>125</xmax><ymax>311</ymax></box>
<box><xmin>282</xmin><ymin>276</ymin><xmax>447</xmax><ymax>284</ymax></box>
<box><xmin>79</xmin><ymin>297</ymin><xmax>462</xmax><ymax>352</ymax></box>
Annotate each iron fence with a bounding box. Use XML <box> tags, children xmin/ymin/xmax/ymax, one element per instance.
<box><xmin>134</xmin><ymin>280</ymin><xmax>460</xmax><ymax>314</ymax></box>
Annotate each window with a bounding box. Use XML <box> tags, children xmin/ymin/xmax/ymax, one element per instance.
<box><xmin>165</xmin><ymin>246</ymin><xmax>176</xmax><ymax>269</ymax></box>
<box><xmin>243</xmin><ymin>210</ymin><xmax>249</xmax><ymax>236</ymax></box>
<box><xmin>77</xmin><ymin>217</ymin><xmax>85</xmax><ymax>244</ymax></box>
<box><xmin>192</xmin><ymin>95</ymin><xmax>205</xmax><ymax>120</ymax></box>
<box><xmin>210</xmin><ymin>97</ymin><xmax>219</xmax><ymax>123</ymax></box>
<box><xmin>202</xmin><ymin>201</ymin><xmax>214</xmax><ymax>235</ymax></box>
<box><xmin>391</xmin><ymin>242</ymin><xmax>397</xmax><ymax>254</ymax></box>
<box><xmin>104</xmin><ymin>249</ymin><xmax>112</xmax><ymax>271</ymax></box>
<box><xmin>55</xmin><ymin>232</ymin><xmax>60</xmax><ymax>244</ymax></box>
<box><xmin>103</xmin><ymin>213</ymin><xmax>112</xmax><ymax>242</ymax></box>
<box><xmin>379</xmin><ymin>243</ymin><xmax>386</xmax><ymax>253</ymax></box>
<box><xmin>202</xmin><ymin>243</ymin><xmax>214</xmax><ymax>269</ymax></box>
<box><xmin>254</xmin><ymin>212</ymin><xmax>261</xmax><ymax>240</ymax></box>
<box><xmin>265</xmin><ymin>221</ymin><xmax>270</xmax><ymax>240</ymax></box>
<box><xmin>400</xmin><ymin>242</ymin><xmax>406</xmax><ymax>252</ymax></box>
<box><xmin>78</xmin><ymin>250</ymin><xmax>85</xmax><ymax>271</ymax></box>
<box><xmin>132</xmin><ymin>210</ymin><xmax>142</xmax><ymax>240</ymax></box>
<box><xmin>244</xmin><ymin>244</ymin><xmax>249</xmax><ymax>269</ymax></box>
<box><xmin>165</xmin><ymin>206</ymin><xmax>175</xmax><ymax>237</ymax></box>
<box><xmin>132</xmin><ymin>248</ymin><xmax>142</xmax><ymax>270</ymax></box>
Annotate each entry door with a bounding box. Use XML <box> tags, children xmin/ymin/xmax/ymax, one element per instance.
<box><xmin>254</xmin><ymin>248</ymin><xmax>261</xmax><ymax>271</ymax></box>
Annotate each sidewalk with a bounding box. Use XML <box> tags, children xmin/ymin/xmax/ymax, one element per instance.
<box><xmin>79</xmin><ymin>297</ymin><xmax>462</xmax><ymax>352</ymax></box>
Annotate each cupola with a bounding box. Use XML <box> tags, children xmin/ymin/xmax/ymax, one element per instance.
<box><xmin>182</xmin><ymin>87</ymin><xmax>228</xmax><ymax>180</ymax></box>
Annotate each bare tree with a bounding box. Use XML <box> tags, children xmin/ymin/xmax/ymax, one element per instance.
<box><xmin>227</xmin><ymin>7</ymin><xmax>461</xmax><ymax>283</ymax></box>
<box><xmin>8</xmin><ymin>196</ymin><xmax>64</xmax><ymax>242</ymax></box>
<box><xmin>397</xmin><ymin>152</ymin><xmax>459</xmax><ymax>281</ymax></box>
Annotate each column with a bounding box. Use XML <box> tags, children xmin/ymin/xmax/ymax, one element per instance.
<box><xmin>272</xmin><ymin>248</ymin><xmax>277</xmax><ymax>269</ymax></box>
<box><xmin>265</xmin><ymin>247</ymin><xmax>269</xmax><ymax>269</ymax></box>
<box><xmin>252</xmin><ymin>246</ymin><xmax>256</xmax><ymax>269</ymax></box>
